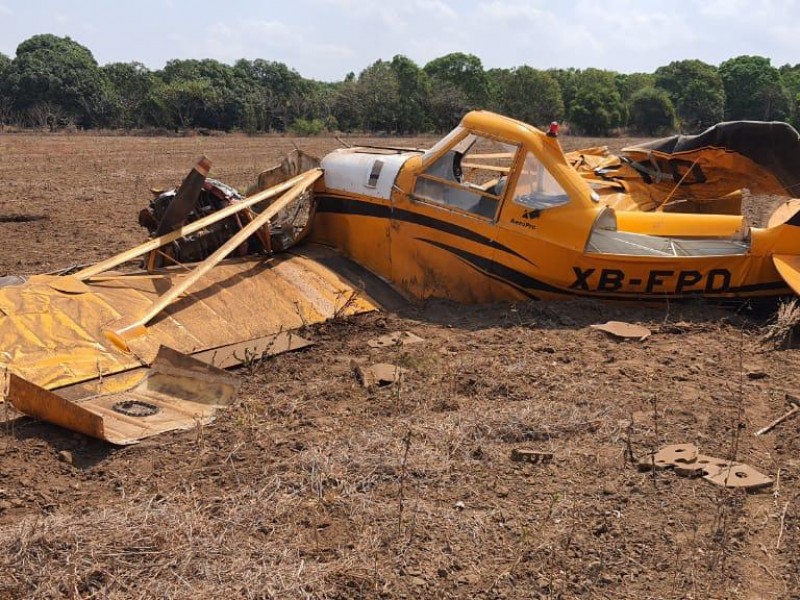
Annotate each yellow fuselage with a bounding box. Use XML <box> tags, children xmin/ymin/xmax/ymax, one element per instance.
<box><xmin>309</xmin><ymin>111</ymin><xmax>798</xmax><ymax>305</ymax></box>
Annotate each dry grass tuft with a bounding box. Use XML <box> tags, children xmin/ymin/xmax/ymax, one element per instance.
<box><xmin>761</xmin><ymin>299</ymin><xmax>800</xmax><ymax>347</ymax></box>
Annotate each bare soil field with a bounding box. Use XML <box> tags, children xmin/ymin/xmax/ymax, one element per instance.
<box><xmin>0</xmin><ymin>131</ymin><xmax>798</xmax><ymax>599</ymax></box>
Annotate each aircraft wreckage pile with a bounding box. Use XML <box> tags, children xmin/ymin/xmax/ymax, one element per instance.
<box><xmin>2</xmin><ymin>111</ymin><xmax>800</xmax><ymax>451</ymax></box>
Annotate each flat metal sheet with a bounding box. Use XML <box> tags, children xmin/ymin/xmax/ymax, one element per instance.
<box><xmin>8</xmin><ymin>347</ymin><xmax>239</xmax><ymax>445</ymax></box>
<box><xmin>0</xmin><ymin>246</ymin><xmax>385</xmax><ymax>391</ymax></box>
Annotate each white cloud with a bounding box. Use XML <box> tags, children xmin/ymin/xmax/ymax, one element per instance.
<box><xmin>415</xmin><ymin>0</ymin><xmax>457</xmax><ymax>20</ymax></box>
<box><xmin>9</xmin><ymin>0</ymin><xmax>796</xmax><ymax>80</ymax></box>
<box><xmin>477</xmin><ymin>1</ymin><xmax>548</xmax><ymax>22</ymax></box>
<box><xmin>701</xmin><ymin>0</ymin><xmax>799</xmax><ymax>19</ymax></box>
<box><xmin>699</xmin><ymin>0</ymin><xmax>750</xmax><ymax>17</ymax></box>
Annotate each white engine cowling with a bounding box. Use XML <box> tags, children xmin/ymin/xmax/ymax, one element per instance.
<box><xmin>321</xmin><ymin>148</ymin><xmax>417</xmax><ymax>200</ymax></box>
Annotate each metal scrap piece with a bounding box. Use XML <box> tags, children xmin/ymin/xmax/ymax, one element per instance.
<box><xmin>367</xmin><ymin>331</ymin><xmax>425</xmax><ymax>348</ymax></box>
<box><xmin>673</xmin><ymin>454</ymin><xmax>733</xmax><ymax>477</ymax></box>
<box><xmin>591</xmin><ymin>321</ymin><xmax>651</xmax><ymax>341</ymax></box>
<box><xmin>637</xmin><ymin>443</ymin><xmax>699</xmax><ymax>471</ymax></box>
<box><xmin>357</xmin><ymin>363</ymin><xmax>408</xmax><ymax>388</ymax></box>
<box><xmin>8</xmin><ymin>346</ymin><xmax>239</xmax><ymax>445</ymax></box>
<box><xmin>703</xmin><ymin>463</ymin><xmax>774</xmax><ymax>490</ymax></box>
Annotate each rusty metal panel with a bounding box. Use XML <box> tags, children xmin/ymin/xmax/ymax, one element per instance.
<box><xmin>8</xmin><ymin>374</ymin><xmax>107</xmax><ymax>439</ymax></box>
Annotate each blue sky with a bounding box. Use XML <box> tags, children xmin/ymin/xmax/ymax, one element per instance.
<box><xmin>1</xmin><ymin>0</ymin><xmax>799</xmax><ymax>80</ymax></box>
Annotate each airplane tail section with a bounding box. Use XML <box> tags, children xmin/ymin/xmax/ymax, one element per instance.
<box><xmin>773</xmin><ymin>254</ymin><xmax>800</xmax><ymax>296</ymax></box>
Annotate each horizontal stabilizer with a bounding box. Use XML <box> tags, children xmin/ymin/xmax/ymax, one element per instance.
<box><xmin>773</xmin><ymin>255</ymin><xmax>800</xmax><ymax>295</ymax></box>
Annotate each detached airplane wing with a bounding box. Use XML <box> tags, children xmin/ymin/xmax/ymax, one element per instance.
<box><xmin>0</xmin><ymin>159</ymin><xmax>392</xmax><ymax>444</ymax></box>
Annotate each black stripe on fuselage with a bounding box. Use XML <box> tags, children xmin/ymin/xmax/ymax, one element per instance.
<box><xmin>417</xmin><ymin>238</ymin><xmax>789</xmax><ymax>304</ymax></box>
<box><xmin>316</xmin><ymin>195</ymin><xmax>789</xmax><ymax>304</ymax></box>
<box><xmin>315</xmin><ymin>195</ymin><xmax>534</xmax><ymax>265</ymax></box>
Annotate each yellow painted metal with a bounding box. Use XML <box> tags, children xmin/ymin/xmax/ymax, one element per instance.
<box><xmin>8</xmin><ymin>347</ymin><xmax>240</xmax><ymax>445</ymax></box>
<box><xmin>614</xmin><ymin>212</ymin><xmax>746</xmax><ymax>238</ymax></box>
<box><xmin>309</xmin><ymin>110</ymin><xmax>799</xmax><ymax>304</ymax></box>
<box><xmin>773</xmin><ymin>255</ymin><xmax>800</xmax><ymax>295</ymax></box>
<box><xmin>0</xmin><ymin>248</ymin><xmax>379</xmax><ymax>392</ymax></box>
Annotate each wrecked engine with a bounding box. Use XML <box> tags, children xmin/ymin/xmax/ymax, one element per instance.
<box><xmin>139</xmin><ymin>179</ymin><xmax>269</xmax><ymax>264</ymax></box>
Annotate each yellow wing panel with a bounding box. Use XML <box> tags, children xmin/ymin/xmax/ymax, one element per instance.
<box><xmin>0</xmin><ymin>249</ymin><xmax>380</xmax><ymax>391</ymax></box>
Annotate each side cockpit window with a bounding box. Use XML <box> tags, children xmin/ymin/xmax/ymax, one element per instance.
<box><xmin>513</xmin><ymin>152</ymin><xmax>570</xmax><ymax>210</ymax></box>
<box><xmin>413</xmin><ymin>133</ymin><xmax>518</xmax><ymax>220</ymax></box>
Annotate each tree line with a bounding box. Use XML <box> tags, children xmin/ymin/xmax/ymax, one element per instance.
<box><xmin>1</xmin><ymin>34</ymin><xmax>799</xmax><ymax>136</ymax></box>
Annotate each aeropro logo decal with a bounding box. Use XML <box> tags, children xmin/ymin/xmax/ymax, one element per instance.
<box><xmin>569</xmin><ymin>267</ymin><xmax>732</xmax><ymax>294</ymax></box>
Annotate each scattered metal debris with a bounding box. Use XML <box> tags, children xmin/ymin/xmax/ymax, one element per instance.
<box><xmin>673</xmin><ymin>455</ymin><xmax>732</xmax><ymax>477</ymax></box>
<box><xmin>357</xmin><ymin>363</ymin><xmax>408</xmax><ymax>388</ymax></box>
<box><xmin>637</xmin><ymin>443</ymin><xmax>698</xmax><ymax>470</ymax></box>
<box><xmin>638</xmin><ymin>443</ymin><xmax>773</xmax><ymax>490</ymax></box>
<box><xmin>367</xmin><ymin>331</ymin><xmax>425</xmax><ymax>348</ymax></box>
<box><xmin>510</xmin><ymin>449</ymin><xmax>554</xmax><ymax>464</ymax></box>
<box><xmin>590</xmin><ymin>321</ymin><xmax>651</xmax><ymax>341</ymax></box>
<box><xmin>703</xmin><ymin>463</ymin><xmax>773</xmax><ymax>490</ymax></box>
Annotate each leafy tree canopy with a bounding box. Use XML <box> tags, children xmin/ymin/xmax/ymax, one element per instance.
<box><xmin>5</xmin><ymin>34</ymin><xmax>104</xmax><ymax>126</ymax></box>
<box><xmin>357</xmin><ymin>60</ymin><xmax>401</xmax><ymax>132</ymax></box>
<box><xmin>489</xmin><ymin>66</ymin><xmax>563</xmax><ymax>126</ymax></box>
<box><xmin>424</xmin><ymin>52</ymin><xmax>489</xmax><ymax>108</ymax></box>
<box><xmin>0</xmin><ymin>52</ymin><xmax>10</xmax><ymax>77</ymax></box>
<box><xmin>654</xmin><ymin>59</ymin><xmax>725</xmax><ymax>132</ymax></box>
<box><xmin>390</xmin><ymin>54</ymin><xmax>430</xmax><ymax>133</ymax></box>
<box><xmin>719</xmin><ymin>55</ymin><xmax>791</xmax><ymax>121</ymax></box>
<box><xmin>3</xmin><ymin>33</ymin><xmax>799</xmax><ymax>135</ymax></box>
<box><xmin>568</xmin><ymin>69</ymin><xmax>624</xmax><ymax>135</ymax></box>
<box><xmin>629</xmin><ymin>87</ymin><xmax>676</xmax><ymax>135</ymax></box>
<box><xmin>616</xmin><ymin>72</ymin><xmax>655</xmax><ymax>104</ymax></box>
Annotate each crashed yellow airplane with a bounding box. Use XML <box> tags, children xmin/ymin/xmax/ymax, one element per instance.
<box><xmin>3</xmin><ymin>110</ymin><xmax>800</xmax><ymax>443</ymax></box>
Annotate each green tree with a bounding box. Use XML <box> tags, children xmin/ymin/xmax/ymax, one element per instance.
<box><xmin>616</xmin><ymin>72</ymin><xmax>655</xmax><ymax>104</ymax></box>
<box><xmin>629</xmin><ymin>87</ymin><xmax>677</xmax><ymax>135</ymax></box>
<box><xmin>428</xmin><ymin>77</ymin><xmax>469</xmax><ymax>131</ymax></box>
<box><xmin>488</xmin><ymin>66</ymin><xmax>563</xmax><ymax>126</ymax></box>
<box><xmin>5</xmin><ymin>34</ymin><xmax>105</xmax><ymax>127</ymax></box>
<box><xmin>331</xmin><ymin>77</ymin><xmax>362</xmax><ymax>132</ymax></box>
<box><xmin>162</xmin><ymin>78</ymin><xmax>220</xmax><ymax>129</ymax></box>
<box><xmin>140</xmin><ymin>79</ymin><xmax>176</xmax><ymax>129</ymax></box>
<box><xmin>424</xmin><ymin>52</ymin><xmax>488</xmax><ymax>108</ymax></box>
<box><xmin>0</xmin><ymin>52</ymin><xmax>11</xmax><ymax>125</ymax></box>
<box><xmin>719</xmin><ymin>55</ymin><xmax>791</xmax><ymax>121</ymax></box>
<box><xmin>547</xmin><ymin>68</ymin><xmax>580</xmax><ymax>116</ymax></box>
<box><xmin>390</xmin><ymin>55</ymin><xmax>430</xmax><ymax>133</ymax></box>
<box><xmin>0</xmin><ymin>52</ymin><xmax>9</xmax><ymax>82</ymax></box>
<box><xmin>654</xmin><ymin>60</ymin><xmax>725</xmax><ymax>132</ymax></box>
<box><xmin>158</xmin><ymin>58</ymin><xmax>253</xmax><ymax>130</ymax></box>
<box><xmin>356</xmin><ymin>60</ymin><xmax>400</xmax><ymax>132</ymax></box>
<box><xmin>568</xmin><ymin>69</ymin><xmax>624</xmax><ymax>135</ymax></box>
<box><xmin>101</xmin><ymin>62</ymin><xmax>158</xmax><ymax>129</ymax></box>
<box><xmin>779</xmin><ymin>64</ymin><xmax>800</xmax><ymax>128</ymax></box>
<box><xmin>233</xmin><ymin>59</ymin><xmax>306</xmax><ymax>131</ymax></box>
<box><xmin>305</xmin><ymin>81</ymin><xmax>338</xmax><ymax>131</ymax></box>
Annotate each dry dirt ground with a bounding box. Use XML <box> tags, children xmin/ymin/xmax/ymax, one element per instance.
<box><xmin>0</xmin><ymin>131</ymin><xmax>799</xmax><ymax>599</ymax></box>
